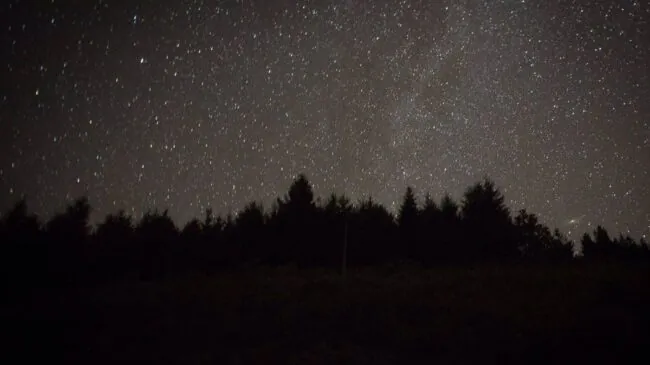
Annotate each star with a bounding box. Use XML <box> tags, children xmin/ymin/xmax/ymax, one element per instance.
<box><xmin>0</xmin><ymin>0</ymin><xmax>647</xmax><ymax>242</ymax></box>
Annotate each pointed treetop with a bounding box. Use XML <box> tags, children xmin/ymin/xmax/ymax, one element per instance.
<box><xmin>423</xmin><ymin>192</ymin><xmax>439</xmax><ymax>212</ymax></box>
<box><xmin>398</xmin><ymin>186</ymin><xmax>418</xmax><ymax>226</ymax></box>
<box><xmin>440</xmin><ymin>193</ymin><xmax>458</xmax><ymax>219</ymax></box>
<box><xmin>286</xmin><ymin>173</ymin><xmax>314</xmax><ymax>208</ymax></box>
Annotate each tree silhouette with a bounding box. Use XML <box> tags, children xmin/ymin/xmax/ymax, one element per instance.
<box><xmin>351</xmin><ymin>196</ymin><xmax>397</xmax><ymax>265</ymax></box>
<box><xmin>461</xmin><ymin>179</ymin><xmax>516</xmax><ymax>261</ymax></box>
<box><xmin>270</xmin><ymin>174</ymin><xmax>318</xmax><ymax>266</ymax></box>
<box><xmin>581</xmin><ymin>232</ymin><xmax>596</xmax><ymax>258</ymax></box>
<box><xmin>421</xmin><ymin>193</ymin><xmax>440</xmax><ymax>223</ymax></box>
<box><xmin>1</xmin><ymin>174</ymin><xmax>647</xmax><ymax>287</ymax></box>
<box><xmin>176</xmin><ymin>218</ymin><xmax>204</xmax><ymax>272</ymax></box>
<box><xmin>417</xmin><ymin>193</ymin><xmax>442</xmax><ymax>265</ymax></box>
<box><xmin>181</xmin><ymin>219</ymin><xmax>202</xmax><ymax>239</ymax></box>
<box><xmin>640</xmin><ymin>238</ymin><xmax>650</xmax><ymax>260</ymax></box>
<box><xmin>42</xmin><ymin>197</ymin><xmax>92</xmax><ymax>284</ymax></box>
<box><xmin>198</xmin><ymin>208</ymin><xmax>226</xmax><ymax>270</ymax></box>
<box><xmin>46</xmin><ymin>196</ymin><xmax>92</xmax><ymax>245</ymax></box>
<box><xmin>137</xmin><ymin>209</ymin><xmax>178</xmax><ymax>243</ymax></box>
<box><xmin>549</xmin><ymin>229</ymin><xmax>575</xmax><ymax>262</ymax></box>
<box><xmin>514</xmin><ymin>209</ymin><xmax>573</xmax><ymax>262</ymax></box>
<box><xmin>582</xmin><ymin>225</ymin><xmax>614</xmax><ymax>260</ymax></box>
<box><xmin>95</xmin><ymin>210</ymin><xmax>134</xmax><ymax>245</ymax></box>
<box><xmin>93</xmin><ymin>210</ymin><xmax>135</xmax><ymax>281</ymax></box>
<box><xmin>0</xmin><ymin>198</ymin><xmax>42</xmax><ymax>287</ymax></box>
<box><xmin>594</xmin><ymin>225</ymin><xmax>612</xmax><ymax>247</ymax></box>
<box><xmin>288</xmin><ymin>174</ymin><xmax>314</xmax><ymax>208</ymax></box>
<box><xmin>438</xmin><ymin>193</ymin><xmax>462</xmax><ymax>263</ymax></box>
<box><xmin>397</xmin><ymin>186</ymin><xmax>418</xmax><ymax>261</ymax></box>
<box><xmin>234</xmin><ymin>201</ymin><xmax>266</xmax><ymax>264</ymax></box>
<box><xmin>0</xmin><ymin>198</ymin><xmax>41</xmax><ymax>245</ymax></box>
<box><xmin>135</xmin><ymin>209</ymin><xmax>178</xmax><ymax>280</ymax></box>
<box><xmin>440</xmin><ymin>194</ymin><xmax>459</xmax><ymax>222</ymax></box>
<box><xmin>581</xmin><ymin>226</ymin><xmax>648</xmax><ymax>262</ymax></box>
<box><xmin>316</xmin><ymin>193</ymin><xmax>353</xmax><ymax>267</ymax></box>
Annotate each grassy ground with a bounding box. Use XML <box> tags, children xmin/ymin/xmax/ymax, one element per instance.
<box><xmin>4</xmin><ymin>263</ymin><xmax>650</xmax><ymax>364</ymax></box>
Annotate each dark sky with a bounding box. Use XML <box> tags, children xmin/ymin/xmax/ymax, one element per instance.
<box><xmin>1</xmin><ymin>0</ymin><xmax>648</xmax><ymax>240</ymax></box>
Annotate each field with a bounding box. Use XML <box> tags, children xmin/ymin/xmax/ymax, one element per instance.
<box><xmin>4</xmin><ymin>263</ymin><xmax>650</xmax><ymax>364</ymax></box>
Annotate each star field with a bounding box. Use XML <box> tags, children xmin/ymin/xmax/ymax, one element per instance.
<box><xmin>1</xmin><ymin>0</ymin><xmax>649</xmax><ymax>240</ymax></box>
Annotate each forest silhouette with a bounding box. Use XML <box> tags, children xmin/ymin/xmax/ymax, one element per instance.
<box><xmin>1</xmin><ymin>174</ymin><xmax>648</xmax><ymax>286</ymax></box>
<box><xmin>3</xmin><ymin>175</ymin><xmax>650</xmax><ymax>364</ymax></box>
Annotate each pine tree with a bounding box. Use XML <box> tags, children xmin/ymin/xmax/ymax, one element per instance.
<box><xmin>398</xmin><ymin>186</ymin><xmax>418</xmax><ymax>261</ymax></box>
<box><xmin>461</xmin><ymin>178</ymin><xmax>516</xmax><ymax>261</ymax></box>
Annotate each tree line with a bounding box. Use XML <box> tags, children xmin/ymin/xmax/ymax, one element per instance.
<box><xmin>1</xmin><ymin>174</ymin><xmax>648</xmax><ymax>285</ymax></box>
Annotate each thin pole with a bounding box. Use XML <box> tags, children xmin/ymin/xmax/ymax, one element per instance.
<box><xmin>342</xmin><ymin>216</ymin><xmax>348</xmax><ymax>279</ymax></box>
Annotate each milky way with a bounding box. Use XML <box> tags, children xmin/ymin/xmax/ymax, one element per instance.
<box><xmin>1</xmin><ymin>0</ymin><xmax>649</xmax><ymax>240</ymax></box>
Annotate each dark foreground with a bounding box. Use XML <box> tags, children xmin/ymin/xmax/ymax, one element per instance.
<box><xmin>4</xmin><ymin>263</ymin><xmax>650</xmax><ymax>364</ymax></box>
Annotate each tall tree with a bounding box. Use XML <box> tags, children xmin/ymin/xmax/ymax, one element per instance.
<box><xmin>285</xmin><ymin>173</ymin><xmax>315</xmax><ymax>213</ymax></box>
<box><xmin>135</xmin><ymin>209</ymin><xmax>178</xmax><ymax>279</ymax></box>
<box><xmin>1</xmin><ymin>198</ymin><xmax>41</xmax><ymax>245</ymax></box>
<box><xmin>581</xmin><ymin>233</ymin><xmax>596</xmax><ymax>258</ymax></box>
<box><xmin>46</xmin><ymin>196</ymin><xmax>92</xmax><ymax>245</ymax></box>
<box><xmin>514</xmin><ymin>209</ymin><xmax>573</xmax><ymax>262</ymax></box>
<box><xmin>270</xmin><ymin>174</ymin><xmax>317</xmax><ymax>265</ymax></box>
<box><xmin>352</xmin><ymin>196</ymin><xmax>397</xmax><ymax>265</ymax></box>
<box><xmin>398</xmin><ymin>186</ymin><xmax>418</xmax><ymax>261</ymax></box>
<box><xmin>583</xmin><ymin>226</ymin><xmax>614</xmax><ymax>260</ymax></box>
<box><xmin>318</xmin><ymin>193</ymin><xmax>353</xmax><ymax>267</ymax></box>
<box><xmin>93</xmin><ymin>210</ymin><xmax>135</xmax><ymax>280</ymax></box>
<box><xmin>439</xmin><ymin>193</ymin><xmax>462</xmax><ymax>262</ymax></box>
<box><xmin>43</xmin><ymin>197</ymin><xmax>93</xmax><ymax>283</ymax></box>
<box><xmin>0</xmin><ymin>199</ymin><xmax>43</xmax><ymax>285</ymax></box>
<box><xmin>234</xmin><ymin>201</ymin><xmax>266</xmax><ymax>264</ymax></box>
<box><xmin>461</xmin><ymin>178</ymin><xmax>516</xmax><ymax>261</ymax></box>
<box><xmin>440</xmin><ymin>194</ymin><xmax>459</xmax><ymax>222</ymax></box>
<box><xmin>95</xmin><ymin>210</ymin><xmax>134</xmax><ymax>245</ymax></box>
<box><xmin>418</xmin><ymin>193</ymin><xmax>442</xmax><ymax>265</ymax></box>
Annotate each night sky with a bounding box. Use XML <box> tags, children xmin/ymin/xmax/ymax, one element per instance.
<box><xmin>1</xmin><ymin>0</ymin><xmax>648</xmax><ymax>240</ymax></box>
